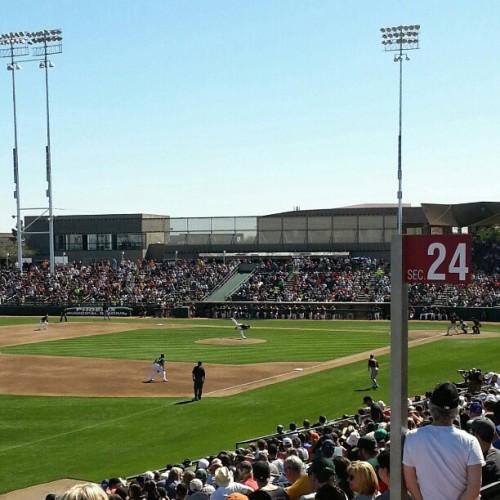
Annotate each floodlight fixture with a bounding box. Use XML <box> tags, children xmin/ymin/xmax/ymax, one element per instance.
<box><xmin>381</xmin><ymin>24</ymin><xmax>420</xmax><ymax>52</ymax></box>
<box><xmin>30</xmin><ymin>28</ymin><xmax>63</xmax><ymax>59</ymax></box>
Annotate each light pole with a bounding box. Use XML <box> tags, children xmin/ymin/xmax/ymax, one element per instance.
<box><xmin>8</xmin><ymin>60</ymin><xmax>23</xmax><ymax>273</ymax></box>
<box><xmin>0</xmin><ymin>32</ymin><xmax>29</xmax><ymax>274</ymax></box>
<box><xmin>381</xmin><ymin>24</ymin><xmax>420</xmax><ymax>500</ymax></box>
<box><xmin>32</xmin><ymin>29</ymin><xmax>63</xmax><ymax>275</ymax></box>
<box><xmin>0</xmin><ymin>29</ymin><xmax>62</xmax><ymax>276</ymax></box>
<box><xmin>380</xmin><ymin>25</ymin><xmax>420</xmax><ymax>234</ymax></box>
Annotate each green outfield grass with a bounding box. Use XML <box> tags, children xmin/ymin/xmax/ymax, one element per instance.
<box><xmin>0</xmin><ymin>318</ymin><xmax>499</xmax><ymax>494</ymax></box>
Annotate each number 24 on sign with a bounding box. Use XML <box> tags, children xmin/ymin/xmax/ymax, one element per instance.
<box><xmin>403</xmin><ymin>235</ymin><xmax>472</xmax><ymax>284</ymax></box>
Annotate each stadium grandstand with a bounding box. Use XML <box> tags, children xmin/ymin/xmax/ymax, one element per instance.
<box><xmin>0</xmin><ymin>202</ymin><xmax>498</xmax><ymax>320</ymax></box>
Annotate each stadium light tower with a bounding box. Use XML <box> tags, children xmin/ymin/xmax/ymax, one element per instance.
<box><xmin>0</xmin><ymin>32</ymin><xmax>30</xmax><ymax>274</ymax></box>
<box><xmin>32</xmin><ymin>29</ymin><xmax>63</xmax><ymax>275</ymax></box>
<box><xmin>380</xmin><ymin>25</ymin><xmax>420</xmax><ymax>234</ymax></box>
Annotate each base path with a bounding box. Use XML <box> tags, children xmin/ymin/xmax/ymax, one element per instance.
<box><xmin>0</xmin><ymin>322</ymin><xmax>495</xmax><ymax>398</ymax></box>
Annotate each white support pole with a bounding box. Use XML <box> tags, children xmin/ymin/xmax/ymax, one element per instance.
<box><xmin>390</xmin><ymin>233</ymin><xmax>409</xmax><ymax>498</ymax></box>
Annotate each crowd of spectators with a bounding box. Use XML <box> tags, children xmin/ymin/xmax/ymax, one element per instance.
<box><xmin>236</xmin><ymin>258</ymin><xmax>498</xmax><ymax>308</ymax></box>
<box><xmin>230</xmin><ymin>257</ymin><xmax>387</xmax><ymax>303</ymax></box>
<box><xmin>0</xmin><ymin>253</ymin><xmax>498</xmax><ymax>309</ymax></box>
<box><xmin>229</xmin><ymin>256</ymin><xmax>498</xmax><ymax>308</ymax></box>
<box><xmin>51</xmin><ymin>370</ymin><xmax>500</xmax><ymax>499</ymax></box>
<box><xmin>407</xmin><ymin>270</ymin><xmax>499</xmax><ymax>309</ymax></box>
<box><xmin>0</xmin><ymin>258</ymin><xmax>240</xmax><ymax>307</ymax></box>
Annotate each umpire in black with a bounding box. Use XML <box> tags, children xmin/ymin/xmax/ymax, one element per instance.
<box><xmin>192</xmin><ymin>361</ymin><xmax>206</xmax><ymax>401</ymax></box>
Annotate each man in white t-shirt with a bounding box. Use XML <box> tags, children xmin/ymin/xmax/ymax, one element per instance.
<box><xmin>403</xmin><ymin>381</ymin><xmax>484</xmax><ymax>500</ymax></box>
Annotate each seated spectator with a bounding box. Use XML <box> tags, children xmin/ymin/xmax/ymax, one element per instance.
<box><xmin>471</xmin><ymin>417</ymin><xmax>500</xmax><ymax>487</ymax></box>
<box><xmin>237</xmin><ymin>460</ymin><xmax>259</xmax><ymax>491</ymax></box>
<box><xmin>182</xmin><ymin>470</ymin><xmax>195</xmax><ymax>491</ymax></box>
<box><xmin>268</xmin><ymin>442</ymin><xmax>285</xmax><ymax>479</ymax></box>
<box><xmin>467</xmin><ymin>400</ymin><xmax>485</xmax><ymax>426</ymax></box>
<box><xmin>175</xmin><ymin>482</ymin><xmax>188</xmax><ymax>500</ymax></box>
<box><xmin>494</xmin><ymin>400</ymin><xmax>500</xmax><ymax>450</ymax></box>
<box><xmin>347</xmin><ymin>461</ymin><xmax>379</xmax><ymax>500</ymax></box>
<box><xmin>156</xmin><ymin>486</ymin><xmax>168</xmax><ymax>500</ymax></box>
<box><xmin>195</xmin><ymin>468</ymin><xmax>215</xmax><ymax>496</ymax></box>
<box><xmin>357</xmin><ymin>435</ymin><xmax>379</xmax><ymax>469</ymax></box>
<box><xmin>299</xmin><ymin>457</ymin><xmax>335</xmax><ymax>499</ymax></box>
<box><xmin>376</xmin><ymin>450</ymin><xmax>390</xmax><ymax>499</ymax></box>
<box><xmin>59</xmin><ymin>483</ymin><xmax>109</xmax><ymax>500</ymax></box>
<box><xmin>207</xmin><ymin>458</ymin><xmax>222</xmax><ymax>487</ymax></box>
<box><xmin>374</xmin><ymin>428</ymin><xmax>388</xmax><ymax>451</ymax></box>
<box><xmin>227</xmin><ymin>495</ymin><xmax>249</xmax><ymax>500</ymax></box>
<box><xmin>283</xmin><ymin>455</ymin><xmax>310</xmax><ymax>500</ymax></box>
<box><xmin>128</xmin><ymin>481</ymin><xmax>146</xmax><ymax>499</ymax></box>
<box><xmin>249</xmin><ymin>461</ymin><xmax>288</xmax><ymax>499</ymax></box>
<box><xmin>188</xmin><ymin>478</ymin><xmax>210</xmax><ymax>499</ymax></box>
<box><xmin>165</xmin><ymin>467</ymin><xmax>183</xmax><ymax>498</ymax></box>
<box><xmin>314</xmin><ymin>483</ymin><xmax>347</xmax><ymax>500</ymax></box>
<box><xmin>333</xmin><ymin>456</ymin><xmax>353</xmax><ymax>499</ymax></box>
<box><xmin>211</xmin><ymin>466</ymin><xmax>253</xmax><ymax>500</ymax></box>
<box><xmin>106</xmin><ymin>477</ymin><xmax>125</xmax><ymax>496</ymax></box>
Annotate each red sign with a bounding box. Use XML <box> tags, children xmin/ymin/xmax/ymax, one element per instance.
<box><xmin>403</xmin><ymin>235</ymin><xmax>472</xmax><ymax>284</ymax></box>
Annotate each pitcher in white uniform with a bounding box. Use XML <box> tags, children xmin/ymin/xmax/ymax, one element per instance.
<box><xmin>231</xmin><ymin>317</ymin><xmax>250</xmax><ymax>340</ymax></box>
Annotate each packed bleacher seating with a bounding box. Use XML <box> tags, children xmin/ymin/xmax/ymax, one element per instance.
<box><xmin>230</xmin><ymin>257</ymin><xmax>387</xmax><ymax>303</ymax></box>
<box><xmin>0</xmin><ymin>258</ymin><xmax>240</xmax><ymax>307</ymax></box>
<box><xmin>0</xmin><ymin>253</ymin><xmax>498</xmax><ymax>310</ymax></box>
<box><xmin>53</xmin><ymin>369</ymin><xmax>500</xmax><ymax>499</ymax></box>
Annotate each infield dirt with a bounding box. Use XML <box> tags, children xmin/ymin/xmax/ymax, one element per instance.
<box><xmin>0</xmin><ymin>321</ymin><xmax>495</xmax><ymax>398</ymax></box>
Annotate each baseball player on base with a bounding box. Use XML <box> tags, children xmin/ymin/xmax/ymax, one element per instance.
<box><xmin>231</xmin><ymin>317</ymin><xmax>251</xmax><ymax>340</ymax></box>
<box><xmin>145</xmin><ymin>353</ymin><xmax>167</xmax><ymax>382</ymax></box>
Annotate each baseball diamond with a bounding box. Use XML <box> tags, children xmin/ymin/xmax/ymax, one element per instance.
<box><xmin>0</xmin><ymin>317</ymin><xmax>499</xmax><ymax>499</ymax></box>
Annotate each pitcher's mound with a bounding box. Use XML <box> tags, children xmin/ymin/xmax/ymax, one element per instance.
<box><xmin>196</xmin><ymin>338</ymin><xmax>266</xmax><ymax>345</ymax></box>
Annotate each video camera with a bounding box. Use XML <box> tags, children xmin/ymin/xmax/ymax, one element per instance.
<box><xmin>456</xmin><ymin>368</ymin><xmax>482</xmax><ymax>387</ymax></box>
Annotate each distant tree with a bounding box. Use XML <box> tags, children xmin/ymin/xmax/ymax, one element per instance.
<box><xmin>473</xmin><ymin>226</ymin><xmax>500</xmax><ymax>244</ymax></box>
<box><xmin>0</xmin><ymin>231</ymin><xmax>35</xmax><ymax>265</ymax></box>
<box><xmin>472</xmin><ymin>226</ymin><xmax>499</xmax><ymax>273</ymax></box>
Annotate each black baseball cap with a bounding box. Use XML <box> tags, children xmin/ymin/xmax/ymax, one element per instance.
<box><xmin>430</xmin><ymin>382</ymin><xmax>460</xmax><ymax>409</ymax></box>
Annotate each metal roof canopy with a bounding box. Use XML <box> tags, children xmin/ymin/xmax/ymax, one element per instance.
<box><xmin>421</xmin><ymin>202</ymin><xmax>500</xmax><ymax>228</ymax></box>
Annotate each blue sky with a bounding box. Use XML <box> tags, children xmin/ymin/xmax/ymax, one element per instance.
<box><xmin>0</xmin><ymin>1</ymin><xmax>498</xmax><ymax>232</ymax></box>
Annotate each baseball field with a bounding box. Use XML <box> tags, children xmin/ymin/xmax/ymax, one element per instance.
<box><xmin>0</xmin><ymin>316</ymin><xmax>499</xmax><ymax>496</ymax></box>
